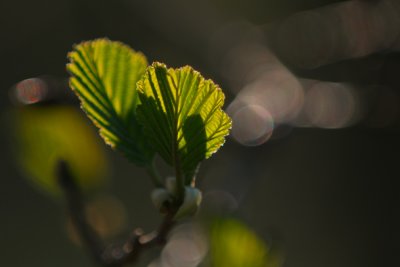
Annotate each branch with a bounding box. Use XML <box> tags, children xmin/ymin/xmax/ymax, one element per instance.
<box><xmin>57</xmin><ymin>160</ymin><xmax>176</xmax><ymax>267</ymax></box>
<box><xmin>57</xmin><ymin>160</ymin><xmax>105</xmax><ymax>264</ymax></box>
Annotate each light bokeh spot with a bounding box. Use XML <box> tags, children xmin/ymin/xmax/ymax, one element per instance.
<box><xmin>14</xmin><ymin>78</ymin><xmax>48</xmax><ymax>104</ymax></box>
<box><xmin>304</xmin><ymin>82</ymin><xmax>359</xmax><ymax>129</ymax></box>
<box><xmin>67</xmin><ymin>195</ymin><xmax>127</xmax><ymax>245</ymax></box>
<box><xmin>152</xmin><ymin>223</ymin><xmax>208</xmax><ymax>267</ymax></box>
<box><xmin>229</xmin><ymin>104</ymin><xmax>274</xmax><ymax>146</ymax></box>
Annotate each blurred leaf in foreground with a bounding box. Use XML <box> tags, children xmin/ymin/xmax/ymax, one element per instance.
<box><xmin>13</xmin><ymin>106</ymin><xmax>108</xmax><ymax>196</ymax></box>
<box><xmin>137</xmin><ymin>62</ymin><xmax>232</xmax><ymax>181</ymax></box>
<box><xmin>67</xmin><ymin>39</ymin><xmax>153</xmax><ymax>166</ymax></box>
<box><xmin>210</xmin><ymin>219</ymin><xmax>282</xmax><ymax>267</ymax></box>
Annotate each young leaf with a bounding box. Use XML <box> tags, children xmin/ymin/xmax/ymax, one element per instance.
<box><xmin>67</xmin><ymin>39</ymin><xmax>154</xmax><ymax>165</ymax></box>
<box><xmin>136</xmin><ymin>62</ymin><xmax>232</xmax><ymax>182</ymax></box>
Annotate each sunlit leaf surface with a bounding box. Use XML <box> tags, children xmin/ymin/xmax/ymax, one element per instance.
<box><xmin>13</xmin><ymin>106</ymin><xmax>108</xmax><ymax>196</ymax></box>
<box><xmin>136</xmin><ymin>62</ymin><xmax>231</xmax><ymax>180</ymax></box>
<box><xmin>67</xmin><ymin>39</ymin><xmax>153</xmax><ymax>165</ymax></box>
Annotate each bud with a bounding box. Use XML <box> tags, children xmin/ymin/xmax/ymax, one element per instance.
<box><xmin>165</xmin><ymin>176</ymin><xmax>177</xmax><ymax>195</ymax></box>
<box><xmin>151</xmin><ymin>188</ymin><xmax>170</xmax><ymax>211</ymax></box>
<box><xmin>174</xmin><ymin>187</ymin><xmax>202</xmax><ymax>219</ymax></box>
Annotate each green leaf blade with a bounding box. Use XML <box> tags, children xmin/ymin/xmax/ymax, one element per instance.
<box><xmin>67</xmin><ymin>39</ymin><xmax>154</xmax><ymax>165</ymax></box>
<box><xmin>12</xmin><ymin>106</ymin><xmax>110</xmax><ymax>196</ymax></box>
<box><xmin>137</xmin><ymin>62</ymin><xmax>232</xmax><ymax>180</ymax></box>
<box><xmin>210</xmin><ymin>219</ymin><xmax>282</xmax><ymax>267</ymax></box>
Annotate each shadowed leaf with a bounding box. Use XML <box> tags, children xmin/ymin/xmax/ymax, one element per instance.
<box><xmin>136</xmin><ymin>62</ymin><xmax>231</xmax><ymax>181</ymax></box>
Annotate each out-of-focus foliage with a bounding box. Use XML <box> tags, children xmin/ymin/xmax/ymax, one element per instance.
<box><xmin>67</xmin><ymin>39</ymin><xmax>153</xmax><ymax>166</ymax></box>
<box><xmin>12</xmin><ymin>106</ymin><xmax>108</xmax><ymax>196</ymax></box>
<box><xmin>210</xmin><ymin>218</ymin><xmax>281</xmax><ymax>267</ymax></box>
<box><xmin>137</xmin><ymin>62</ymin><xmax>232</xmax><ymax>181</ymax></box>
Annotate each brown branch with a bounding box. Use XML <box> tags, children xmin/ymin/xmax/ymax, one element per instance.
<box><xmin>57</xmin><ymin>160</ymin><xmax>176</xmax><ymax>267</ymax></box>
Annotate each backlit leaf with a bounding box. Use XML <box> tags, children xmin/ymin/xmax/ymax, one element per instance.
<box><xmin>136</xmin><ymin>62</ymin><xmax>231</xmax><ymax>181</ymax></box>
<box><xmin>67</xmin><ymin>39</ymin><xmax>153</xmax><ymax>165</ymax></box>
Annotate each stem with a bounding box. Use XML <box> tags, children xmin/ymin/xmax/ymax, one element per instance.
<box><xmin>170</xmin><ymin>74</ymin><xmax>185</xmax><ymax>205</ymax></box>
<box><xmin>57</xmin><ymin>160</ymin><xmax>105</xmax><ymax>265</ymax></box>
<box><xmin>57</xmin><ymin>160</ymin><xmax>176</xmax><ymax>267</ymax></box>
<box><xmin>173</xmin><ymin>153</ymin><xmax>185</xmax><ymax>205</ymax></box>
<box><xmin>146</xmin><ymin>158</ymin><xmax>163</xmax><ymax>187</ymax></box>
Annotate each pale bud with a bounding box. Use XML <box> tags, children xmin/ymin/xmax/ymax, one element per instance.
<box><xmin>151</xmin><ymin>188</ymin><xmax>170</xmax><ymax>211</ymax></box>
<box><xmin>165</xmin><ymin>176</ymin><xmax>177</xmax><ymax>195</ymax></box>
<box><xmin>174</xmin><ymin>187</ymin><xmax>202</xmax><ymax>219</ymax></box>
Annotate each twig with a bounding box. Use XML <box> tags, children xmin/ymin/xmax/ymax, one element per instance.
<box><xmin>145</xmin><ymin>158</ymin><xmax>164</xmax><ymax>187</ymax></box>
<box><xmin>57</xmin><ymin>160</ymin><xmax>105</xmax><ymax>264</ymax></box>
<box><xmin>101</xmin><ymin>211</ymin><xmax>175</xmax><ymax>266</ymax></box>
<box><xmin>57</xmin><ymin>160</ymin><xmax>176</xmax><ymax>267</ymax></box>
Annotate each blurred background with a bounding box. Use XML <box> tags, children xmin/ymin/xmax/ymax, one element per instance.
<box><xmin>0</xmin><ymin>0</ymin><xmax>399</xmax><ymax>266</ymax></box>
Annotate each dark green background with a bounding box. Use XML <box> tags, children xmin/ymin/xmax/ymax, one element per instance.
<box><xmin>0</xmin><ymin>0</ymin><xmax>398</xmax><ymax>266</ymax></box>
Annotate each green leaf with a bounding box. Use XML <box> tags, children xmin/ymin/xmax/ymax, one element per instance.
<box><xmin>136</xmin><ymin>62</ymin><xmax>232</xmax><ymax>181</ymax></box>
<box><xmin>210</xmin><ymin>219</ymin><xmax>282</xmax><ymax>267</ymax></box>
<box><xmin>67</xmin><ymin>39</ymin><xmax>153</xmax><ymax>165</ymax></box>
<box><xmin>12</xmin><ymin>106</ymin><xmax>109</xmax><ymax>196</ymax></box>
